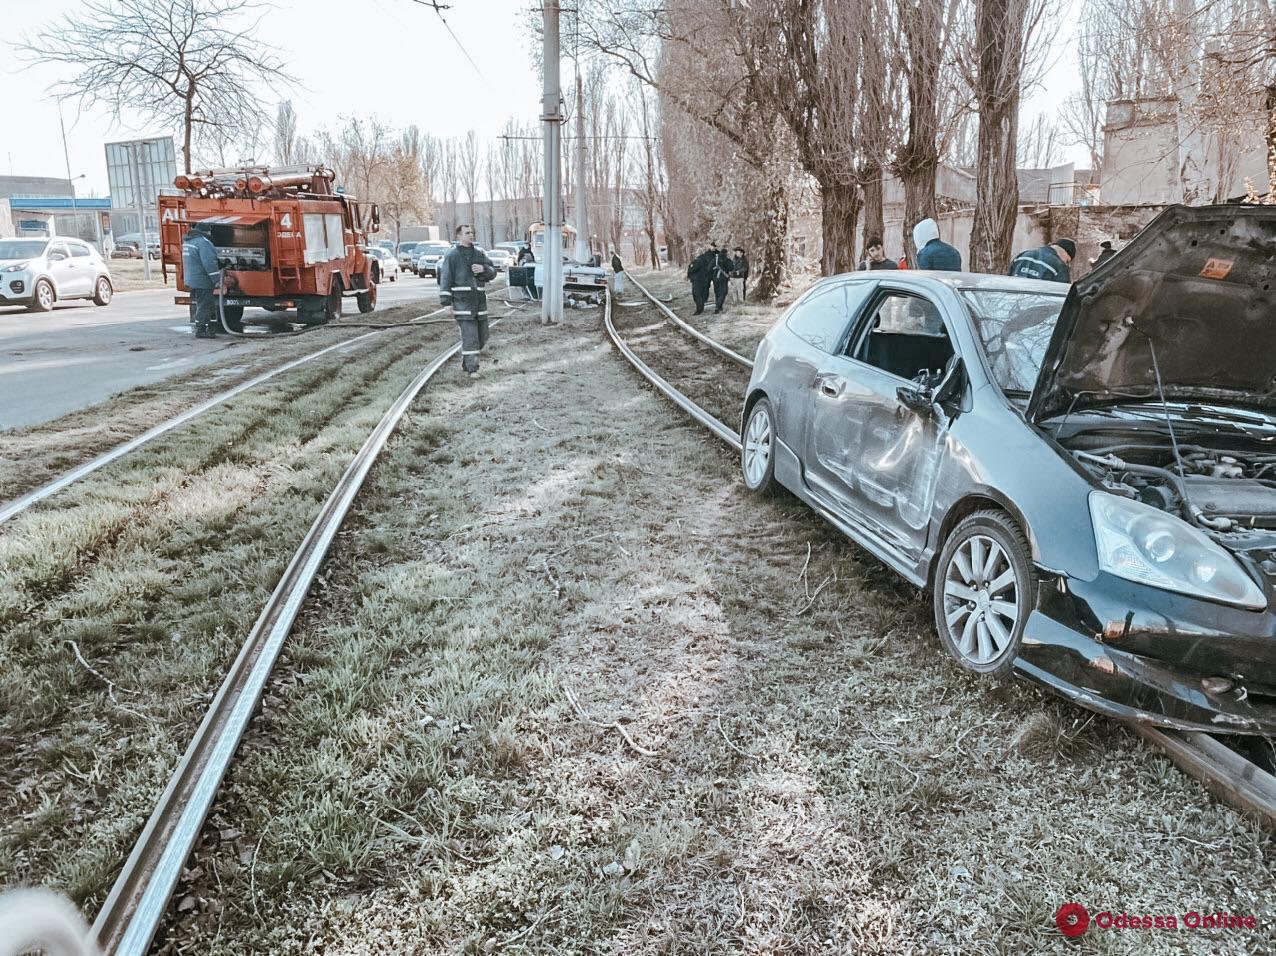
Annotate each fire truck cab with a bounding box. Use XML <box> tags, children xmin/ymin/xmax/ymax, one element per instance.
<box><xmin>159</xmin><ymin>165</ymin><xmax>381</xmax><ymax>331</ymax></box>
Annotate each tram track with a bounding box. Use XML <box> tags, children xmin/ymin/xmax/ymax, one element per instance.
<box><xmin>605</xmin><ymin>278</ymin><xmax>1276</xmax><ymax>829</ymax></box>
<box><xmin>80</xmin><ymin>314</ymin><xmax>507</xmax><ymax>955</ymax></box>
<box><xmin>0</xmin><ymin>290</ymin><xmax>499</xmax><ymax>527</ymax></box>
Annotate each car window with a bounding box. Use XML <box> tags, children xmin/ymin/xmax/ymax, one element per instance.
<box><xmin>785</xmin><ymin>281</ymin><xmax>875</xmax><ymax>353</ymax></box>
<box><xmin>850</xmin><ymin>291</ymin><xmax>955</xmax><ymax>382</ymax></box>
<box><xmin>69</xmin><ymin>243</ymin><xmax>91</xmax><ymax>257</ymax></box>
<box><xmin>0</xmin><ymin>240</ymin><xmax>49</xmax><ymax>258</ymax></box>
<box><xmin>961</xmin><ymin>290</ymin><xmax>1065</xmax><ymax>394</ymax></box>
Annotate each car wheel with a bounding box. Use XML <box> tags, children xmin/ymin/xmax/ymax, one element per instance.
<box><xmin>92</xmin><ymin>277</ymin><xmax>113</xmax><ymax>306</ymax></box>
<box><xmin>221</xmin><ymin>305</ymin><xmax>245</xmax><ymax>332</ymax></box>
<box><xmin>741</xmin><ymin>397</ymin><xmax>776</xmax><ymax>494</ymax></box>
<box><xmin>933</xmin><ymin>510</ymin><xmax>1035</xmax><ymax>676</ymax></box>
<box><xmin>356</xmin><ymin>282</ymin><xmax>376</xmax><ymax>314</ymax></box>
<box><xmin>31</xmin><ymin>279</ymin><xmax>54</xmax><ymax>312</ymax></box>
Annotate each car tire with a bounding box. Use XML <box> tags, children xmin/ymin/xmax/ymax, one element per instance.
<box><xmin>92</xmin><ymin>277</ymin><xmax>113</xmax><ymax>306</ymax></box>
<box><xmin>30</xmin><ymin>279</ymin><xmax>54</xmax><ymax>312</ymax></box>
<box><xmin>933</xmin><ymin>510</ymin><xmax>1036</xmax><ymax>676</ymax></box>
<box><xmin>356</xmin><ymin>282</ymin><xmax>376</xmax><ymax>314</ymax></box>
<box><xmin>741</xmin><ymin>397</ymin><xmax>777</xmax><ymax>494</ymax></box>
<box><xmin>221</xmin><ymin>305</ymin><xmax>245</xmax><ymax>332</ymax></box>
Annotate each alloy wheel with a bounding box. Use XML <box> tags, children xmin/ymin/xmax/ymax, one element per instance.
<box><xmin>743</xmin><ymin>405</ymin><xmax>772</xmax><ymax>488</ymax></box>
<box><xmin>941</xmin><ymin>533</ymin><xmax>1020</xmax><ymax>666</ymax></box>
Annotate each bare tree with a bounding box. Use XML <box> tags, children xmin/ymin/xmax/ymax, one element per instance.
<box><xmin>966</xmin><ymin>0</ymin><xmax>1047</xmax><ymax>272</ymax></box>
<box><xmin>274</xmin><ymin>101</ymin><xmax>300</xmax><ymax>165</ymax></box>
<box><xmin>375</xmin><ymin>142</ymin><xmax>430</xmax><ymax>246</ymax></box>
<box><xmin>458</xmin><ymin>130</ymin><xmax>480</xmax><ymax>229</ymax></box>
<box><xmin>22</xmin><ymin>0</ymin><xmax>291</xmax><ymax>173</ymax></box>
<box><xmin>439</xmin><ymin>139</ymin><xmax>460</xmax><ymax>236</ymax></box>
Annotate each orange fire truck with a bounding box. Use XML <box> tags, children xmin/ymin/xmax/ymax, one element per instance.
<box><xmin>159</xmin><ymin>165</ymin><xmax>381</xmax><ymax>330</ymax></box>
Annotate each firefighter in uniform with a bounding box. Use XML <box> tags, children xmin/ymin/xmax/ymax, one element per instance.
<box><xmin>182</xmin><ymin>221</ymin><xmax>222</xmax><ymax>339</ymax></box>
<box><xmin>438</xmin><ymin>224</ymin><xmax>498</xmax><ymax>377</ymax></box>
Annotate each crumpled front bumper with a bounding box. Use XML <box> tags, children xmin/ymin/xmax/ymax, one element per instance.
<box><xmin>1019</xmin><ymin>571</ymin><xmax>1276</xmax><ymax>734</ymax></box>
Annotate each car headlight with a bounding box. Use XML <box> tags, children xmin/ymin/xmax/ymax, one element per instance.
<box><xmin>2</xmin><ymin>261</ymin><xmax>29</xmax><ymax>273</ymax></box>
<box><xmin>1089</xmin><ymin>491</ymin><xmax>1266</xmax><ymax>609</ymax></box>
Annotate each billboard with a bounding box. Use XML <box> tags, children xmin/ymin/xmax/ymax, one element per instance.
<box><xmin>104</xmin><ymin>136</ymin><xmax>177</xmax><ymax>209</ymax></box>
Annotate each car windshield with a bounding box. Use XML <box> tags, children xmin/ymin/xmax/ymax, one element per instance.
<box><xmin>0</xmin><ymin>240</ymin><xmax>49</xmax><ymax>259</ymax></box>
<box><xmin>961</xmin><ymin>290</ymin><xmax>1066</xmax><ymax>394</ymax></box>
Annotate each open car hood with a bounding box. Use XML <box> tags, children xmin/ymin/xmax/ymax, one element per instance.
<box><xmin>1028</xmin><ymin>204</ymin><xmax>1276</xmax><ymax>422</ymax></box>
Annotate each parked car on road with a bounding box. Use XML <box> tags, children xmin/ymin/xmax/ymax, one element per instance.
<box><xmin>367</xmin><ymin>246</ymin><xmax>399</xmax><ymax>282</ymax></box>
<box><xmin>415</xmin><ymin>241</ymin><xmax>453</xmax><ymax>278</ymax></box>
<box><xmin>0</xmin><ymin>237</ymin><xmax>114</xmax><ymax>312</ymax></box>
<box><xmin>487</xmin><ymin>248</ymin><xmax>515</xmax><ymax>271</ymax></box>
<box><xmin>397</xmin><ymin>242</ymin><xmax>423</xmax><ymax>272</ymax></box>
<box><xmin>740</xmin><ymin>204</ymin><xmax>1276</xmax><ymax>737</ymax></box>
<box><xmin>112</xmin><ymin>232</ymin><xmax>160</xmax><ymax>259</ymax></box>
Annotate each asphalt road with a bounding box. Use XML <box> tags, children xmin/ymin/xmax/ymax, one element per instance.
<box><xmin>0</xmin><ymin>276</ymin><xmax>440</xmax><ymax>430</ymax></box>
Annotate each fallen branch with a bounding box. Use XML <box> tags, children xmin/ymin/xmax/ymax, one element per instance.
<box><xmin>792</xmin><ymin>572</ymin><xmax>835</xmax><ymax>617</ymax></box>
<box><xmin>562</xmin><ymin>683</ymin><xmax>658</xmax><ymax>757</ymax></box>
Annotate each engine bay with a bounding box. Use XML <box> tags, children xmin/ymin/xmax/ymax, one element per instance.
<box><xmin>1064</xmin><ymin>435</ymin><xmax>1276</xmax><ymax>534</ymax></box>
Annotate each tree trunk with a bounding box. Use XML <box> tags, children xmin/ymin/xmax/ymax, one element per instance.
<box><xmin>898</xmin><ymin>149</ymin><xmax>939</xmax><ymax>263</ymax></box>
<box><xmin>970</xmin><ymin>0</ymin><xmax>1025</xmax><ymax>273</ymax></box>
<box><xmin>859</xmin><ymin>163</ymin><xmax>884</xmax><ymax>260</ymax></box>
<box><xmin>820</xmin><ymin>179</ymin><xmax>861</xmax><ymax>276</ymax></box>
<box><xmin>183</xmin><ymin>93</ymin><xmax>195</xmax><ymax>174</ymax></box>
<box><xmin>753</xmin><ymin>179</ymin><xmax>788</xmax><ymax>300</ymax></box>
<box><xmin>1266</xmin><ymin>83</ymin><xmax>1276</xmax><ymax>200</ymax></box>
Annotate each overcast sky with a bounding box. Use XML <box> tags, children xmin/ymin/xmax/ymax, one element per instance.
<box><xmin>1</xmin><ymin>0</ymin><xmax>1082</xmax><ymax>199</ymax></box>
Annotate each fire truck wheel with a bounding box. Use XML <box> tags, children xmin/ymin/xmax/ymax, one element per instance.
<box><xmin>325</xmin><ymin>285</ymin><xmax>343</xmax><ymax>323</ymax></box>
<box><xmin>356</xmin><ymin>283</ymin><xmax>377</xmax><ymax>314</ymax></box>
<box><xmin>221</xmin><ymin>306</ymin><xmax>244</xmax><ymax>332</ymax></box>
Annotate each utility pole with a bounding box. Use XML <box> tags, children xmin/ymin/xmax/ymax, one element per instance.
<box><xmin>574</xmin><ymin>69</ymin><xmax>589</xmax><ymax>263</ymax></box>
<box><xmin>128</xmin><ymin>143</ymin><xmax>152</xmax><ymax>281</ymax></box>
<box><xmin>540</xmin><ymin>0</ymin><xmax>564</xmax><ymax>324</ymax></box>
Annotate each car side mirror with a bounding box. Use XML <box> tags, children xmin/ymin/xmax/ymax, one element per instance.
<box><xmin>896</xmin><ymin>356</ymin><xmax>966</xmax><ymax>415</ymax></box>
<box><xmin>49</xmin><ymin>252</ymin><xmax>67</xmax><ymax>262</ymax></box>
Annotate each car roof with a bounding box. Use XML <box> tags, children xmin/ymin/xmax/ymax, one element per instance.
<box><xmin>822</xmin><ymin>270</ymin><xmax>1066</xmax><ymax>296</ymax></box>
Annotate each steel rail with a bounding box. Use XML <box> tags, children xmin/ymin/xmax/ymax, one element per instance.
<box><xmin>603</xmin><ymin>285</ymin><xmax>741</xmax><ymax>450</ymax></box>
<box><xmin>0</xmin><ymin>304</ymin><xmax>452</xmax><ymax>528</ymax></box>
<box><xmin>90</xmin><ymin>317</ymin><xmax>498</xmax><ymax>955</ymax></box>
<box><xmin>604</xmin><ymin>286</ymin><xmax>1276</xmax><ymax>829</ymax></box>
<box><xmin>626</xmin><ymin>271</ymin><xmax>754</xmax><ymax>370</ymax></box>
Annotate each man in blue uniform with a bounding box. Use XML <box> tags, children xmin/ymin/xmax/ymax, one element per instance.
<box><xmin>438</xmin><ymin>224</ymin><xmax>498</xmax><ymax>378</ymax></box>
<box><xmin>182</xmin><ymin>221</ymin><xmax>222</xmax><ymax>339</ymax></box>
<box><xmin>1008</xmin><ymin>238</ymin><xmax>1075</xmax><ymax>284</ymax></box>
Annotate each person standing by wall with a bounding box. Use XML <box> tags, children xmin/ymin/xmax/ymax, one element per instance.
<box><xmin>1008</xmin><ymin>238</ymin><xmax>1075</xmax><ymax>284</ymax></box>
<box><xmin>438</xmin><ymin>224</ymin><xmax>498</xmax><ymax>378</ymax></box>
<box><xmin>687</xmin><ymin>243</ymin><xmax>714</xmax><ymax>315</ymax></box>
<box><xmin>912</xmin><ymin>218</ymin><xmax>962</xmax><ymax>271</ymax></box>
<box><xmin>731</xmin><ymin>246</ymin><xmax>750</xmax><ymax>301</ymax></box>
<box><xmin>858</xmin><ymin>237</ymin><xmax>899</xmax><ymax>271</ymax></box>
<box><xmin>182</xmin><ymin>221</ymin><xmax>221</xmax><ymax>339</ymax></box>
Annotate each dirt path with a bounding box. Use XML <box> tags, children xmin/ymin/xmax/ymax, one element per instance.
<box><xmin>148</xmin><ymin>284</ymin><xmax>1274</xmax><ymax>955</ymax></box>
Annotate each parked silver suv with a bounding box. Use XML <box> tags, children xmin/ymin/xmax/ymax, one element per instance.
<box><xmin>0</xmin><ymin>238</ymin><xmax>114</xmax><ymax>312</ymax></box>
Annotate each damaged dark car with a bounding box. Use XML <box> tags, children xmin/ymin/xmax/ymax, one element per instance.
<box><xmin>740</xmin><ymin>205</ymin><xmax>1276</xmax><ymax>736</ymax></box>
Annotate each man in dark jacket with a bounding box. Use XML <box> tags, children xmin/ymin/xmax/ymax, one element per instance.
<box><xmin>687</xmin><ymin>244</ymin><xmax>715</xmax><ymax>315</ymax></box>
<box><xmin>610</xmin><ymin>249</ymin><xmax>625</xmax><ymax>294</ymax></box>
<box><xmin>912</xmin><ymin>218</ymin><xmax>962</xmax><ymax>271</ymax></box>
<box><xmin>1092</xmin><ymin>240</ymin><xmax>1116</xmax><ymax>267</ymax></box>
<box><xmin>711</xmin><ymin>243</ymin><xmax>733</xmax><ymax>313</ymax></box>
<box><xmin>1008</xmin><ymin>238</ymin><xmax>1075</xmax><ymax>284</ymax></box>
<box><xmin>439</xmin><ymin>224</ymin><xmax>498</xmax><ymax>377</ymax></box>
<box><xmin>182</xmin><ymin>221</ymin><xmax>222</xmax><ymax>339</ymax></box>
<box><xmin>731</xmin><ymin>246</ymin><xmax>750</xmax><ymax>301</ymax></box>
<box><xmin>858</xmin><ymin>237</ymin><xmax>899</xmax><ymax>271</ymax></box>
